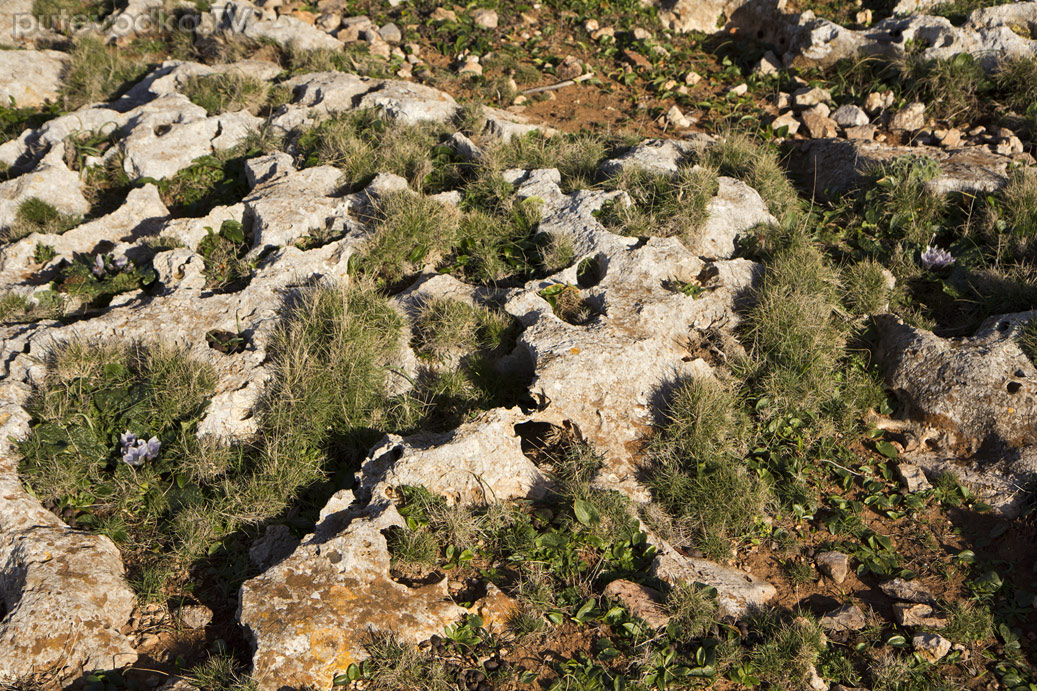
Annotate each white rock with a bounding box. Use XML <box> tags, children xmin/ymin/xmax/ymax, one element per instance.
<box><xmin>913</xmin><ymin>632</ymin><xmax>952</xmax><ymax>661</ymax></box>
<box><xmin>890</xmin><ymin>102</ymin><xmax>926</xmax><ymax>132</ymax></box>
<box><xmin>471</xmin><ymin>8</ymin><xmax>498</xmax><ymax>28</ymax></box>
<box><xmin>0</xmin><ymin>50</ymin><xmax>69</xmax><ymax>107</ymax></box>
<box><xmin>772</xmin><ymin>111</ymin><xmax>800</xmax><ymax>135</ymax></box>
<box><xmin>832</xmin><ymin>104</ymin><xmax>869</xmax><ymax>128</ymax></box>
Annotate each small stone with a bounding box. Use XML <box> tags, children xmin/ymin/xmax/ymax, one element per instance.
<box><xmin>458</xmin><ymin>56</ymin><xmax>482</xmax><ymax>76</ymax></box>
<box><xmin>583</xmin><ymin>18</ymin><xmax>599</xmax><ymax>32</ymax></box>
<box><xmin>623</xmin><ymin>49</ymin><xmax>652</xmax><ymax>69</ymax></box>
<box><xmin>792</xmin><ymin>86</ymin><xmax>831</xmax><ymax>108</ymax></box>
<box><xmin>377</xmin><ymin>22</ymin><xmax>402</xmax><ymax>43</ymax></box>
<box><xmin>633</xmin><ymin>27</ymin><xmax>651</xmax><ymax>40</ymax></box>
<box><xmin>806</xmin><ymin>666</ymin><xmax>827</xmax><ymax>691</ymax></box>
<box><xmin>968</xmin><ymin>125</ymin><xmax>987</xmax><ymax>136</ymax></box>
<box><xmin>832</xmin><ymin>104</ymin><xmax>869</xmax><ymax>128</ymax></box>
<box><xmin>366</xmin><ymin>37</ymin><xmax>391</xmax><ymax>59</ymax></box>
<box><xmin>754</xmin><ymin>50</ymin><xmax>781</xmax><ymax>76</ymax></box>
<box><xmin>897</xmin><ymin>464</ymin><xmax>932</xmax><ymax>493</ymax></box>
<box><xmin>469</xmin><ymin>583</ymin><xmax>517</xmax><ymax>630</ymax></box>
<box><xmin>178</xmin><ymin>604</ymin><xmax>213</xmax><ymax>630</ymax></box>
<box><xmin>471</xmin><ymin>8</ymin><xmax>498</xmax><ymax>29</ymax></box>
<box><xmin>556</xmin><ymin>55</ymin><xmax>583</xmax><ymax>81</ymax></box>
<box><xmin>775</xmin><ymin>92</ymin><xmax>791</xmax><ymax>109</ymax></box>
<box><xmin>666</xmin><ymin>105</ymin><xmax>692</xmax><ymax>129</ymax></box>
<box><xmin>913</xmin><ymin>632</ymin><xmax>952</xmax><ymax>661</ymax></box>
<box><xmin>315</xmin><ymin>12</ymin><xmax>340</xmax><ymax>32</ymax></box>
<box><xmin>881</xmin><ymin>577</ymin><xmax>936</xmax><ymax>604</ymax></box>
<box><xmin>893</xmin><ymin>602</ymin><xmax>947</xmax><ymax>628</ymax></box>
<box><xmin>728</xmin><ymin>83</ymin><xmax>748</xmax><ymax>97</ymax></box>
<box><xmin>603</xmin><ymin>579</ymin><xmax>671</xmax><ymax>629</ymax></box>
<box><xmin>890</xmin><ymin>102</ymin><xmax>926</xmax><ymax>132</ymax></box>
<box><xmin>1001</xmin><ymin>135</ymin><xmax>1025</xmax><ymax>154</ymax></box>
<box><xmin>819</xmin><ymin>604</ymin><xmax>867</xmax><ymax>632</ymax></box>
<box><xmin>591</xmin><ymin>26</ymin><xmax>615</xmax><ymax>39</ymax></box>
<box><xmin>337</xmin><ymin>16</ymin><xmax>373</xmax><ymax>42</ymax></box>
<box><xmin>291</xmin><ymin>10</ymin><xmax>316</xmax><ymax>24</ymax></box>
<box><xmin>856</xmin><ymin>8</ymin><xmax>872</xmax><ymax>24</ymax></box>
<box><xmin>801</xmin><ymin>104</ymin><xmax>838</xmax><ymax>138</ymax></box>
<box><xmin>431</xmin><ymin>7</ymin><xmax>457</xmax><ymax>22</ymax></box>
<box><xmin>844</xmin><ymin>125</ymin><xmax>876</xmax><ymax>140</ymax></box>
<box><xmin>863</xmin><ymin>90</ymin><xmax>893</xmax><ymax>114</ymax></box>
<box><xmin>815</xmin><ymin>551</ymin><xmax>850</xmax><ymax>584</ymax></box>
<box><xmin>772</xmin><ymin>112</ymin><xmax>800</xmax><ymax>136</ymax></box>
<box><xmin>939</xmin><ymin>128</ymin><xmax>962</xmax><ymax>147</ymax></box>
<box><xmin>685</xmin><ymin>71</ymin><xmax>702</xmax><ymax>86</ymax></box>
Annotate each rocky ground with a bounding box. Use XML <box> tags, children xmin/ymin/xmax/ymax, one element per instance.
<box><xmin>1</xmin><ymin>0</ymin><xmax>1037</xmax><ymax>690</ymax></box>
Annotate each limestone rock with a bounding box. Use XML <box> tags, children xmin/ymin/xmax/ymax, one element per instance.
<box><xmin>0</xmin><ymin>502</ymin><xmax>137</xmax><ymax>683</ymax></box>
<box><xmin>0</xmin><ymin>50</ymin><xmax>69</xmax><ymax>107</ymax></box>
<box><xmin>819</xmin><ymin>604</ymin><xmax>867</xmax><ymax>632</ymax></box>
<box><xmin>880</xmin><ymin>578</ymin><xmax>936</xmax><ymax>605</ymax></box>
<box><xmin>598</xmin><ymin>137</ymin><xmax>713</xmax><ymax>178</ymax></box>
<box><xmin>211</xmin><ymin>1</ymin><xmax>344</xmax><ymax>51</ymax></box>
<box><xmin>897</xmin><ymin>463</ymin><xmax>932</xmax><ymax>493</ymax></box>
<box><xmin>239</xmin><ymin>491</ymin><xmax>467</xmax><ymax>691</ymax></box>
<box><xmin>653</xmin><ymin>547</ymin><xmax>776</xmax><ymax>618</ymax></box>
<box><xmin>772</xmin><ymin>111</ymin><xmax>800</xmax><ymax>136</ymax></box>
<box><xmin>890</xmin><ymin>102</ymin><xmax>926</xmax><ymax>132</ymax></box>
<box><xmin>815</xmin><ymin>550</ymin><xmax>850</xmax><ymax>584</ymax></box>
<box><xmin>776</xmin><ymin>6</ymin><xmax>1037</xmax><ymax>72</ymax></box>
<box><xmin>249</xmin><ymin>524</ymin><xmax>300</xmax><ymax>570</ymax></box>
<box><xmin>179</xmin><ymin>604</ymin><xmax>214</xmax><ymax>629</ymax></box>
<box><xmin>913</xmin><ymin>632</ymin><xmax>951</xmax><ymax>661</ymax></box>
<box><xmin>792</xmin><ymin>138</ymin><xmax>1024</xmax><ymax>198</ymax></box>
<box><xmin>654</xmin><ymin>0</ymin><xmax>785</xmax><ymax>34</ymax></box>
<box><xmin>356</xmin><ymin>407</ymin><xmax>549</xmax><ymax>506</ymax></box>
<box><xmin>893</xmin><ymin>602</ymin><xmax>947</xmax><ymax>628</ymax></box>
<box><xmin>471</xmin><ymin>8</ymin><xmax>498</xmax><ymax>29</ymax></box>
<box><xmin>875</xmin><ymin>313</ymin><xmax>1037</xmax><ymax>453</ymax></box>
<box><xmin>0</xmin><ymin>148</ymin><xmax>88</xmax><ymax>233</ymax></box>
<box><xmin>792</xmin><ymin>86</ymin><xmax>831</xmax><ymax>108</ymax></box>
<box><xmin>504</xmin><ymin>170</ymin><xmax>761</xmax><ymax>488</ymax></box>
<box><xmin>801</xmin><ymin>104</ymin><xmax>838</xmax><ymax>138</ymax></box>
<box><xmin>603</xmin><ymin>579</ymin><xmax>671</xmax><ymax>629</ymax></box>
<box><xmin>832</xmin><ymin>104</ymin><xmax>869</xmax><ymax>128</ymax></box>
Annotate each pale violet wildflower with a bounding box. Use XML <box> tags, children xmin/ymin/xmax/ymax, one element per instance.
<box><xmin>920</xmin><ymin>245</ymin><xmax>954</xmax><ymax>271</ymax></box>
<box><xmin>92</xmin><ymin>254</ymin><xmax>130</xmax><ymax>279</ymax></box>
<box><xmin>120</xmin><ymin>430</ymin><xmax>160</xmax><ymax>467</ymax></box>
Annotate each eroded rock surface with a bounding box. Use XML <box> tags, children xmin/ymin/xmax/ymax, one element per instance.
<box><xmin>873</xmin><ymin>312</ymin><xmax>1037</xmax><ymax>514</ymax></box>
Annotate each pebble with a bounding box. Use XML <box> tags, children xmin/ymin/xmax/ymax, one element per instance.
<box><xmin>471</xmin><ymin>8</ymin><xmax>498</xmax><ymax>29</ymax></box>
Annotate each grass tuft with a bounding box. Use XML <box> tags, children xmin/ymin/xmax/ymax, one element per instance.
<box><xmin>182</xmin><ymin>72</ymin><xmax>269</xmax><ymax>115</ymax></box>
<box><xmin>358</xmin><ymin>192</ymin><xmax>459</xmax><ymax>285</ymax></box>
<box><xmin>3</xmin><ymin>198</ymin><xmax>81</xmax><ymax>243</ymax></box>
<box><xmin>59</xmin><ymin>37</ymin><xmax>148</xmax><ymax>110</ymax></box>
<box><xmin>600</xmin><ymin>164</ymin><xmax>719</xmax><ymax>246</ymax></box>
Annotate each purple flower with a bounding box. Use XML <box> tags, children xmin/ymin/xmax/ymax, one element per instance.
<box><xmin>114</xmin><ymin>255</ymin><xmax>128</xmax><ymax>270</ymax></box>
<box><xmin>920</xmin><ymin>245</ymin><xmax>954</xmax><ymax>271</ymax></box>
<box><xmin>120</xmin><ymin>430</ymin><xmax>160</xmax><ymax>467</ymax></box>
<box><xmin>92</xmin><ymin>254</ymin><xmax>106</xmax><ymax>278</ymax></box>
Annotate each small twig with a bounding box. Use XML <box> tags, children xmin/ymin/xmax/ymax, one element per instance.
<box><xmin>521</xmin><ymin>73</ymin><xmax>593</xmax><ymax>95</ymax></box>
<box><xmin>821</xmin><ymin>458</ymin><xmax>867</xmax><ymax>478</ymax></box>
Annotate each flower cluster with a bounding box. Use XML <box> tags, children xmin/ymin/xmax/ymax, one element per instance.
<box><xmin>920</xmin><ymin>245</ymin><xmax>954</xmax><ymax>271</ymax></box>
<box><xmin>120</xmin><ymin>430</ymin><xmax>160</xmax><ymax>467</ymax></box>
<box><xmin>92</xmin><ymin>253</ymin><xmax>129</xmax><ymax>279</ymax></box>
